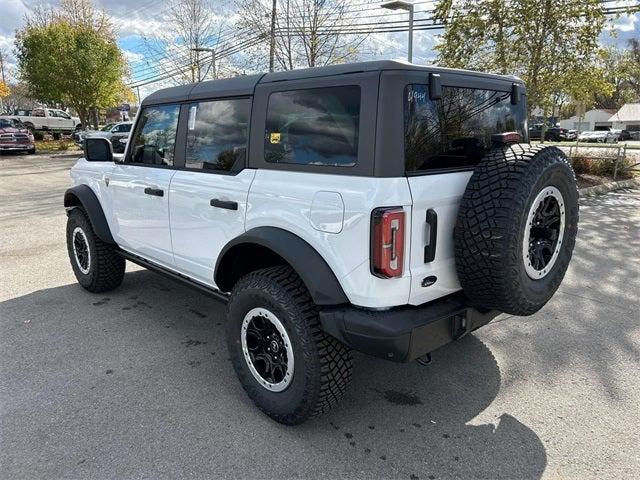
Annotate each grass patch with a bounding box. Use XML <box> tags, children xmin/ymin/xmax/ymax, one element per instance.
<box><xmin>35</xmin><ymin>139</ymin><xmax>80</xmax><ymax>153</ymax></box>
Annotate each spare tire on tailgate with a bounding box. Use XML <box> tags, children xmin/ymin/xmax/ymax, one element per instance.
<box><xmin>454</xmin><ymin>144</ymin><xmax>579</xmax><ymax>316</ymax></box>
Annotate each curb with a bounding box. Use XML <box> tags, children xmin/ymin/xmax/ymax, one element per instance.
<box><xmin>579</xmin><ymin>178</ymin><xmax>640</xmax><ymax>197</ymax></box>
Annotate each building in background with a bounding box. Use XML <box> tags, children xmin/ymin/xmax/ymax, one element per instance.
<box><xmin>608</xmin><ymin>103</ymin><xmax>640</xmax><ymax>134</ymax></box>
<box><xmin>558</xmin><ymin>109</ymin><xmax>617</xmax><ymax>132</ymax></box>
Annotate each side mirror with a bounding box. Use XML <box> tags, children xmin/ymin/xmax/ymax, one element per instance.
<box><xmin>429</xmin><ymin>73</ymin><xmax>442</xmax><ymax>100</ymax></box>
<box><xmin>511</xmin><ymin>83</ymin><xmax>521</xmax><ymax>105</ymax></box>
<box><xmin>84</xmin><ymin>137</ymin><xmax>113</xmax><ymax>162</ymax></box>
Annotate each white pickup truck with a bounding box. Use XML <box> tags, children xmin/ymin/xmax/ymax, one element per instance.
<box><xmin>2</xmin><ymin>107</ymin><xmax>81</xmax><ymax>133</ymax></box>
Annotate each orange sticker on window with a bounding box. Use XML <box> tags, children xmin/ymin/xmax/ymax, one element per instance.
<box><xmin>270</xmin><ymin>132</ymin><xmax>281</xmax><ymax>144</ymax></box>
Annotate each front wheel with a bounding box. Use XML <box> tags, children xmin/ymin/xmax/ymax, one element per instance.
<box><xmin>226</xmin><ymin>266</ymin><xmax>353</xmax><ymax>425</ymax></box>
<box><xmin>66</xmin><ymin>208</ymin><xmax>125</xmax><ymax>293</ymax></box>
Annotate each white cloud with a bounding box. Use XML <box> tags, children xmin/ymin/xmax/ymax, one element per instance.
<box><xmin>611</xmin><ymin>13</ymin><xmax>638</xmax><ymax>32</ymax></box>
<box><xmin>0</xmin><ymin>0</ymin><xmax>30</xmax><ymax>36</ymax></box>
<box><xmin>123</xmin><ymin>49</ymin><xmax>144</xmax><ymax>63</ymax></box>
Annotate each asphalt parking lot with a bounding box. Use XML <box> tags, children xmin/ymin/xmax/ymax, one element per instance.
<box><xmin>1</xmin><ymin>153</ymin><xmax>639</xmax><ymax>479</ymax></box>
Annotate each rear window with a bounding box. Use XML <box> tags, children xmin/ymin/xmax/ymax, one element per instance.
<box><xmin>264</xmin><ymin>86</ymin><xmax>360</xmax><ymax>167</ymax></box>
<box><xmin>404</xmin><ymin>85</ymin><xmax>527</xmax><ymax>173</ymax></box>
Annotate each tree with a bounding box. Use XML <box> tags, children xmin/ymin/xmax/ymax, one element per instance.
<box><xmin>434</xmin><ymin>0</ymin><xmax>610</xmax><ymax>117</ymax></box>
<box><xmin>142</xmin><ymin>0</ymin><xmax>226</xmax><ymax>84</ymax></box>
<box><xmin>15</xmin><ymin>19</ymin><xmax>129</xmax><ymax>128</ymax></box>
<box><xmin>592</xmin><ymin>46</ymin><xmax>639</xmax><ymax>110</ymax></box>
<box><xmin>238</xmin><ymin>0</ymin><xmax>365</xmax><ymax>71</ymax></box>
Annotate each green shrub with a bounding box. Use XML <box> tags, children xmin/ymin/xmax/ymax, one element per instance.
<box><xmin>52</xmin><ymin>131</ymin><xmax>61</xmax><ymax>141</ymax></box>
<box><xmin>33</xmin><ymin>130</ymin><xmax>45</xmax><ymax>141</ymax></box>
<box><xmin>570</xmin><ymin>155</ymin><xmax>633</xmax><ymax>179</ymax></box>
<box><xmin>57</xmin><ymin>142</ymin><xmax>70</xmax><ymax>151</ymax></box>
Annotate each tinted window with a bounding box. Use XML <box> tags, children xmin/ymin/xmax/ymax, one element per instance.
<box><xmin>264</xmin><ymin>86</ymin><xmax>360</xmax><ymax>167</ymax></box>
<box><xmin>186</xmin><ymin>98</ymin><xmax>250</xmax><ymax>172</ymax></box>
<box><xmin>128</xmin><ymin>105</ymin><xmax>180</xmax><ymax>166</ymax></box>
<box><xmin>404</xmin><ymin>85</ymin><xmax>527</xmax><ymax>173</ymax></box>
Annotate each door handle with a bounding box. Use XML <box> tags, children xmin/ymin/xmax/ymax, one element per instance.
<box><xmin>144</xmin><ymin>187</ymin><xmax>164</xmax><ymax>197</ymax></box>
<box><xmin>210</xmin><ymin>198</ymin><xmax>238</xmax><ymax>210</ymax></box>
<box><xmin>424</xmin><ymin>209</ymin><xmax>438</xmax><ymax>263</ymax></box>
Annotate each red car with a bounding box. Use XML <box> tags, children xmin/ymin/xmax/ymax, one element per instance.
<box><xmin>0</xmin><ymin>118</ymin><xmax>36</xmax><ymax>154</ymax></box>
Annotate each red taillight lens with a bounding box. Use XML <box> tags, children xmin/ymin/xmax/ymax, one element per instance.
<box><xmin>371</xmin><ymin>207</ymin><xmax>405</xmax><ymax>278</ymax></box>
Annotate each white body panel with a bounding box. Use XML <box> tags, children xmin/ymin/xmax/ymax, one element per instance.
<box><xmin>245</xmin><ymin>170</ymin><xmax>414</xmax><ymax>308</ymax></box>
<box><xmin>70</xmin><ymin>160</ymin><xmax>470</xmax><ymax>309</ymax></box>
<box><xmin>108</xmin><ymin>164</ymin><xmax>176</xmax><ymax>266</ymax></box>
<box><xmin>169</xmin><ymin>169</ymin><xmax>256</xmax><ymax>286</ymax></box>
<box><xmin>406</xmin><ymin>172</ymin><xmax>472</xmax><ymax>305</ymax></box>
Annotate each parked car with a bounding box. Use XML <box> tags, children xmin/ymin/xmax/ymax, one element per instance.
<box><xmin>64</xmin><ymin>60</ymin><xmax>578</xmax><ymax>425</ymax></box>
<box><xmin>1</xmin><ymin>107</ymin><xmax>81</xmax><ymax>133</ymax></box>
<box><xmin>528</xmin><ymin>124</ymin><xmax>569</xmax><ymax>141</ymax></box>
<box><xmin>610</xmin><ymin>129</ymin><xmax>632</xmax><ymax>141</ymax></box>
<box><xmin>565</xmin><ymin>129</ymin><xmax>577</xmax><ymax>141</ymax></box>
<box><xmin>0</xmin><ymin>118</ymin><xmax>36</xmax><ymax>154</ymax></box>
<box><xmin>74</xmin><ymin>122</ymin><xmax>133</xmax><ymax>153</ymax></box>
<box><xmin>577</xmin><ymin>130</ymin><xmax>618</xmax><ymax>143</ymax></box>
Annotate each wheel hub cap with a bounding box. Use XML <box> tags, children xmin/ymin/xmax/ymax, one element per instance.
<box><xmin>241</xmin><ymin>308</ymin><xmax>294</xmax><ymax>392</ymax></box>
<box><xmin>523</xmin><ymin>187</ymin><xmax>565</xmax><ymax>279</ymax></box>
<box><xmin>72</xmin><ymin>227</ymin><xmax>91</xmax><ymax>274</ymax></box>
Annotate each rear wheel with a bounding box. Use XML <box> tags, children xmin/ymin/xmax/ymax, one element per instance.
<box><xmin>66</xmin><ymin>208</ymin><xmax>125</xmax><ymax>293</ymax></box>
<box><xmin>226</xmin><ymin>265</ymin><xmax>353</xmax><ymax>425</ymax></box>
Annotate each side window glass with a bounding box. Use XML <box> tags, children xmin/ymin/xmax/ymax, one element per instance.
<box><xmin>186</xmin><ymin>98</ymin><xmax>251</xmax><ymax>172</ymax></box>
<box><xmin>122</xmin><ymin>124</ymin><xmax>132</xmax><ymax>132</ymax></box>
<box><xmin>264</xmin><ymin>86</ymin><xmax>360</xmax><ymax>167</ymax></box>
<box><xmin>33</xmin><ymin>109</ymin><xmax>45</xmax><ymax>117</ymax></box>
<box><xmin>127</xmin><ymin>105</ymin><xmax>180</xmax><ymax>166</ymax></box>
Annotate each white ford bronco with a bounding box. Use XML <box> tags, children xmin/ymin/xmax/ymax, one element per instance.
<box><xmin>64</xmin><ymin>61</ymin><xmax>579</xmax><ymax>425</ymax></box>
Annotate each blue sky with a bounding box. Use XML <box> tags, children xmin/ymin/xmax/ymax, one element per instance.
<box><xmin>1</xmin><ymin>0</ymin><xmax>638</xmax><ymax>99</ymax></box>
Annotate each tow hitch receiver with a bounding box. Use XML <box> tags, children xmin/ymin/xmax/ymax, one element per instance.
<box><xmin>452</xmin><ymin>314</ymin><xmax>469</xmax><ymax>340</ymax></box>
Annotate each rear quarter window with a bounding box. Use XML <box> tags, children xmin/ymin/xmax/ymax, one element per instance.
<box><xmin>264</xmin><ymin>85</ymin><xmax>360</xmax><ymax>167</ymax></box>
<box><xmin>404</xmin><ymin>85</ymin><xmax>527</xmax><ymax>173</ymax></box>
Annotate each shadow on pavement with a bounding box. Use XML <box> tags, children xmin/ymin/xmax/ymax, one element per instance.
<box><xmin>0</xmin><ymin>269</ymin><xmax>546</xmax><ymax>479</ymax></box>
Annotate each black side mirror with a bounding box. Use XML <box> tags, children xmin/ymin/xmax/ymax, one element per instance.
<box><xmin>84</xmin><ymin>137</ymin><xmax>113</xmax><ymax>162</ymax></box>
<box><xmin>429</xmin><ymin>73</ymin><xmax>442</xmax><ymax>100</ymax></box>
<box><xmin>511</xmin><ymin>83</ymin><xmax>521</xmax><ymax>105</ymax></box>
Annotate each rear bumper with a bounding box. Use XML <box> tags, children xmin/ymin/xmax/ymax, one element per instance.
<box><xmin>319</xmin><ymin>294</ymin><xmax>500</xmax><ymax>363</ymax></box>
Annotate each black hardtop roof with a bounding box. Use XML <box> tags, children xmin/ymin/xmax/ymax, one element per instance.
<box><xmin>141</xmin><ymin>60</ymin><xmax>523</xmax><ymax>106</ymax></box>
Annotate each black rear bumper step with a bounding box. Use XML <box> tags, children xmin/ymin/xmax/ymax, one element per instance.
<box><xmin>319</xmin><ymin>294</ymin><xmax>500</xmax><ymax>363</ymax></box>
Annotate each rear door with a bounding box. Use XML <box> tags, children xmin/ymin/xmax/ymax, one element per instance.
<box><xmin>387</xmin><ymin>72</ymin><xmax>528</xmax><ymax>306</ymax></box>
<box><xmin>108</xmin><ymin>103</ymin><xmax>181</xmax><ymax>267</ymax></box>
<box><xmin>169</xmin><ymin>97</ymin><xmax>255</xmax><ymax>286</ymax></box>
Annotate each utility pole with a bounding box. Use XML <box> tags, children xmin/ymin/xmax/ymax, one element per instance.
<box><xmin>0</xmin><ymin>50</ymin><xmax>6</xmax><ymax>84</ymax></box>
<box><xmin>269</xmin><ymin>0</ymin><xmax>277</xmax><ymax>72</ymax></box>
<box><xmin>0</xmin><ymin>50</ymin><xmax>6</xmax><ymax>113</ymax></box>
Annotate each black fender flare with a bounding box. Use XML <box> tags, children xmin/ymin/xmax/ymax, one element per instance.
<box><xmin>215</xmin><ymin>227</ymin><xmax>349</xmax><ymax>306</ymax></box>
<box><xmin>64</xmin><ymin>184</ymin><xmax>115</xmax><ymax>244</ymax></box>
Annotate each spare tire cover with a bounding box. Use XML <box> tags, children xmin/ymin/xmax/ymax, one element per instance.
<box><xmin>454</xmin><ymin>144</ymin><xmax>579</xmax><ymax>316</ymax></box>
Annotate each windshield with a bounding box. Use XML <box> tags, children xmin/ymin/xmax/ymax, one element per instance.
<box><xmin>101</xmin><ymin>123</ymin><xmax>115</xmax><ymax>131</ymax></box>
<box><xmin>404</xmin><ymin>85</ymin><xmax>528</xmax><ymax>173</ymax></box>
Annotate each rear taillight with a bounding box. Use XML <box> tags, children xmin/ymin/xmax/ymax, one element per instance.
<box><xmin>371</xmin><ymin>207</ymin><xmax>405</xmax><ymax>278</ymax></box>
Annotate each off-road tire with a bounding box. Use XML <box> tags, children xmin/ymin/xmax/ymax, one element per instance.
<box><xmin>66</xmin><ymin>208</ymin><xmax>125</xmax><ymax>293</ymax></box>
<box><xmin>454</xmin><ymin>144</ymin><xmax>579</xmax><ymax>316</ymax></box>
<box><xmin>226</xmin><ymin>265</ymin><xmax>353</xmax><ymax>425</ymax></box>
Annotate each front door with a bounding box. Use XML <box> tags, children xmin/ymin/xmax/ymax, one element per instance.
<box><xmin>169</xmin><ymin>97</ymin><xmax>254</xmax><ymax>286</ymax></box>
<box><xmin>109</xmin><ymin>103</ymin><xmax>181</xmax><ymax>267</ymax></box>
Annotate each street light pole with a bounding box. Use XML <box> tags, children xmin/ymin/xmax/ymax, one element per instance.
<box><xmin>191</xmin><ymin>47</ymin><xmax>217</xmax><ymax>81</ymax></box>
<box><xmin>380</xmin><ymin>1</ymin><xmax>415</xmax><ymax>63</ymax></box>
